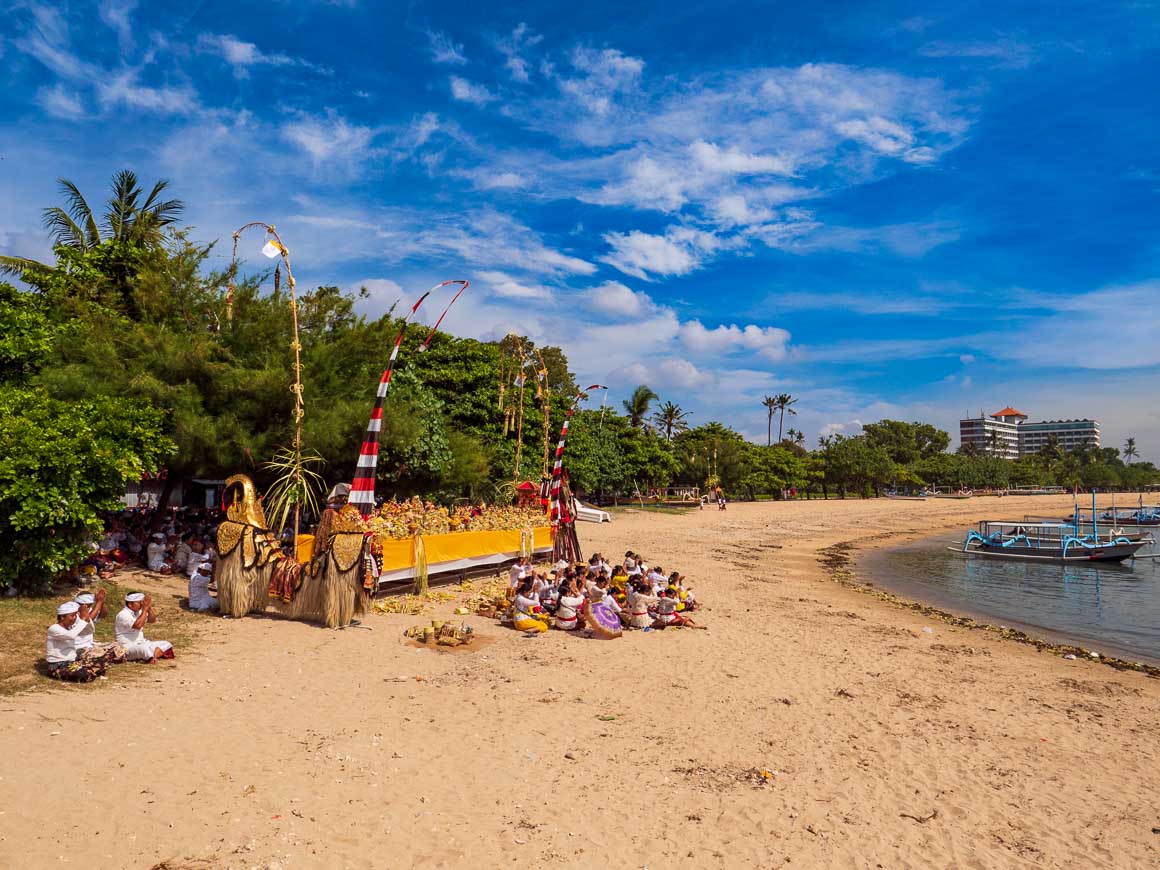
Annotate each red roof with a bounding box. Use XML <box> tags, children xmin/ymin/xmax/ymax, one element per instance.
<box><xmin>992</xmin><ymin>407</ymin><xmax>1026</xmax><ymax>417</ymax></box>
<box><xmin>514</xmin><ymin>481</ymin><xmax>539</xmax><ymax>491</ymax></box>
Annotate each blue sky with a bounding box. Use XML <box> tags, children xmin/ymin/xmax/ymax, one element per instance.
<box><xmin>2</xmin><ymin>1</ymin><xmax>1159</xmax><ymax>457</ymax></box>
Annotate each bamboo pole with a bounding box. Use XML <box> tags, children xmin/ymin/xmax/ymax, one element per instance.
<box><xmin>229</xmin><ymin>221</ymin><xmax>304</xmax><ymax>554</ymax></box>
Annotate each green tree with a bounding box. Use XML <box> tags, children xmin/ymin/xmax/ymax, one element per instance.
<box><xmin>622</xmin><ymin>384</ymin><xmax>659</xmax><ymax>429</ymax></box>
<box><xmin>1123</xmin><ymin>437</ymin><xmax>1139</xmax><ymax>465</ymax></box>
<box><xmin>761</xmin><ymin>395</ymin><xmax>777</xmax><ymax>446</ymax></box>
<box><xmin>772</xmin><ymin>393</ymin><xmax>798</xmax><ymax>443</ymax></box>
<box><xmin>652</xmin><ymin>400</ymin><xmax>690</xmax><ymax>440</ymax></box>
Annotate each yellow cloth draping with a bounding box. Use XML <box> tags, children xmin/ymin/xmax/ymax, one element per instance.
<box><xmin>295</xmin><ymin>534</ymin><xmax>315</xmax><ymax>564</ymax></box>
<box><xmin>375</xmin><ymin>527</ymin><xmax>552</xmax><ymax>572</ymax></box>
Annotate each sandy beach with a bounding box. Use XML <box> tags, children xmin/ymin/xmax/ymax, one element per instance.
<box><xmin>2</xmin><ymin>496</ymin><xmax>1158</xmax><ymax>869</ymax></box>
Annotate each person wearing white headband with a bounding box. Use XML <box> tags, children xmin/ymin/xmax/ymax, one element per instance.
<box><xmin>186</xmin><ymin>550</ymin><xmax>218</xmax><ymax>613</ymax></box>
<box><xmin>114</xmin><ymin>592</ymin><xmax>174</xmax><ymax>662</ymax></box>
<box><xmin>46</xmin><ymin>601</ymin><xmax>108</xmax><ymax>682</ymax></box>
<box><xmin>73</xmin><ymin>589</ymin><xmax>126</xmax><ymax>666</ymax></box>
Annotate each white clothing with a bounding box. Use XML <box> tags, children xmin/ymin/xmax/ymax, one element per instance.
<box><xmin>626</xmin><ymin>590</ymin><xmax>657</xmax><ymax>629</ymax></box>
<box><xmin>114</xmin><ymin>606</ymin><xmax>172</xmax><ymax>661</ymax></box>
<box><xmin>513</xmin><ymin>594</ymin><xmax>539</xmax><ymax>618</ymax></box>
<box><xmin>655</xmin><ymin>597</ymin><xmax>679</xmax><ymax>623</ymax></box>
<box><xmin>173</xmin><ymin>542</ymin><xmax>192</xmax><ymax>571</ymax></box>
<box><xmin>646</xmin><ymin>570</ymin><xmax>666</xmax><ymax>585</ymax></box>
<box><xmin>555</xmin><ymin>594</ymin><xmax>584</xmax><ymax>630</ymax></box>
<box><xmin>186</xmin><ymin>552</ymin><xmax>210</xmax><ymax>579</ymax></box>
<box><xmin>508</xmin><ymin>564</ymin><xmax>526</xmax><ymax>586</ymax></box>
<box><xmin>46</xmin><ymin>619</ymin><xmax>89</xmax><ymax>663</ymax></box>
<box><xmin>188</xmin><ymin>570</ymin><xmax>218</xmax><ymax>612</ymax></box>
<box><xmin>554</xmin><ymin>559</ymin><xmax>569</xmax><ymax>572</ymax></box>
<box><xmin>146</xmin><ymin>542</ymin><xmax>169</xmax><ymax>572</ymax></box>
<box><xmin>601</xmin><ymin>593</ymin><xmax>622</xmax><ymax>615</ymax></box>
<box><xmin>75</xmin><ymin>613</ymin><xmax>100</xmax><ymax>651</ymax></box>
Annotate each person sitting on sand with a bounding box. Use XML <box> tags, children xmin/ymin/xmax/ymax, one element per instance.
<box><xmin>145</xmin><ymin>533</ymin><xmax>172</xmax><ymax>574</ymax></box>
<box><xmin>554</xmin><ymin>579</ymin><xmax>585</xmax><ymax>631</ymax></box>
<box><xmin>653</xmin><ymin>588</ymin><xmax>706</xmax><ymax>629</ymax></box>
<box><xmin>594</xmin><ymin>576</ymin><xmax>623</xmax><ymax>620</ymax></box>
<box><xmin>581</xmin><ymin>585</ymin><xmax>622</xmax><ymax>639</ymax></box>
<box><xmin>73</xmin><ymin>590</ymin><xmax>126</xmax><ymax>665</ymax></box>
<box><xmin>625</xmin><ymin>580</ymin><xmax>658</xmax><ymax>630</ymax></box>
<box><xmin>187</xmin><ymin>552</ymin><xmax>218</xmax><ymax>613</ymax></box>
<box><xmin>511</xmin><ymin>579</ymin><xmax>549</xmax><ymax>634</ymax></box>
<box><xmin>114</xmin><ymin>593</ymin><xmax>174</xmax><ymax>662</ymax></box>
<box><xmin>46</xmin><ymin>602</ymin><xmax>107</xmax><ymax>682</ymax></box>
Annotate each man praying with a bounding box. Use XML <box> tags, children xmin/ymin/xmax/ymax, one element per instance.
<box><xmin>114</xmin><ymin>592</ymin><xmax>174</xmax><ymax>662</ymax></box>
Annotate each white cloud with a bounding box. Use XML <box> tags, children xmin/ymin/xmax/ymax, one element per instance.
<box><xmin>678</xmin><ymin>321</ymin><xmax>791</xmax><ymax>362</ymax></box>
<box><xmin>986</xmin><ymin>282</ymin><xmax>1160</xmax><ymax>369</ymax></box>
<box><xmin>197</xmin><ymin>33</ymin><xmax>326</xmax><ymax>78</ymax></box>
<box><xmin>474</xmin><ymin>171</ymin><xmax>526</xmax><ymax>190</ymax></box>
<box><xmin>476</xmin><ymin>270</ymin><xmax>553</xmax><ymax>300</ymax></box>
<box><xmin>96</xmin><ymin>73</ymin><xmax>197</xmax><ymax>114</ymax></box>
<box><xmin>600</xmin><ymin>226</ymin><xmax>729</xmax><ymax>280</ymax></box>
<box><xmin>959</xmin><ymin>354</ymin><xmax>976</xmax><ymax>364</ymax></box>
<box><xmin>98</xmin><ymin>0</ymin><xmax>138</xmax><ymax>53</ymax></box>
<box><xmin>583</xmin><ymin>281</ymin><xmax>656</xmax><ymax>318</ymax></box>
<box><xmin>427</xmin><ymin>30</ymin><xmax>467</xmax><ymax>65</ymax></box>
<box><xmin>36</xmin><ymin>83</ymin><xmax>85</xmax><ymax>119</ymax></box>
<box><xmin>497</xmin><ymin>23</ymin><xmax>542</xmax><ymax>83</ymax></box>
<box><xmin>689</xmin><ymin>140</ymin><xmax>795</xmax><ymax>175</ymax></box>
<box><xmin>559</xmin><ymin>47</ymin><xmax>644</xmax><ymax>116</ymax></box>
<box><xmin>449</xmin><ymin>76</ymin><xmax>497</xmax><ymax>106</ymax></box>
<box><xmin>283</xmin><ymin>111</ymin><xmax>375</xmax><ymax>162</ymax></box>
<box><xmin>354</xmin><ymin>278</ymin><xmax>405</xmax><ymax>307</ymax></box>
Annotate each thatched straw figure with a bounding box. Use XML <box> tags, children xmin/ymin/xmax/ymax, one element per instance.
<box><xmin>215</xmin><ymin>475</ymin><xmax>367</xmax><ymax>628</ymax></box>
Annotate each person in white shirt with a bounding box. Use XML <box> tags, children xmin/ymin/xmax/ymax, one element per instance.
<box><xmin>46</xmin><ymin>602</ymin><xmax>108</xmax><ymax>682</ymax></box>
<box><xmin>114</xmin><ymin>593</ymin><xmax>174</xmax><ymax>662</ymax></box>
<box><xmin>554</xmin><ymin>579</ymin><xmax>585</xmax><ymax>631</ymax></box>
<box><xmin>187</xmin><ymin>554</ymin><xmax>218</xmax><ymax>613</ymax></box>
<box><xmin>511</xmin><ymin>579</ymin><xmax>549</xmax><ymax>634</ymax></box>
<box><xmin>73</xmin><ymin>590</ymin><xmax>125</xmax><ymax>664</ymax></box>
<box><xmin>145</xmin><ymin>534</ymin><xmax>172</xmax><ymax>574</ymax></box>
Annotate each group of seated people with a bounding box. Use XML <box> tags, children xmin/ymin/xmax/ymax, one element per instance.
<box><xmin>45</xmin><ymin>589</ymin><xmax>175</xmax><ymax>683</ymax></box>
<box><xmin>85</xmin><ymin>509</ymin><xmax>222</xmax><ymax>614</ymax></box>
<box><xmin>505</xmin><ymin>550</ymin><xmax>704</xmax><ymax>637</ymax></box>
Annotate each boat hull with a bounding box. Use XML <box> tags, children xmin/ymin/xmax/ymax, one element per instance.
<box><xmin>962</xmin><ymin>541</ymin><xmax>1145</xmax><ymax>563</ymax></box>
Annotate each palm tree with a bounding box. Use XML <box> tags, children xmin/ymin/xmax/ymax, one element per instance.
<box><xmin>773</xmin><ymin>393</ymin><xmax>797</xmax><ymax>443</ymax></box>
<box><xmin>1038</xmin><ymin>434</ymin><xmax>1063</xmax><ymax>462</ymax></box>
<box><xmin>761</xmin><ymin>395</ymin><xmax>777</xmax><ymax>446</ymax></box>
<box><xmin>0</xmin><ymin>170</ymin><xmax>184</xmax><ymax>279</ymax></box>
<box><xmin>785</xmin><ymin>427</ymin><xmax>799</xmax><ymax>445</ymax></box>
<box><xmin>652</xmin><ymin>401</ymin><xmax>690</xmax><ymax>440</ymax></box>
<box><xmin>622</xmin><ymin>384</ymin><xmax>659</xmax><ymax>429</ymax></box>
<box><xmin>794</xmin><ymin>430</ymin><xmax>807</xmax><ymax>449</ymax></box>
<box><xmin>1124</xmin><ymin>437</ymin><xmax>1139</xmax><ymax>465</ymax></box>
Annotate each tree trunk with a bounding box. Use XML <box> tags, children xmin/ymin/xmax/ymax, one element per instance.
<box><xmin>150</xmin><ymin>475</ymin><xmax>177</xmax><ymax>531</ymax></box>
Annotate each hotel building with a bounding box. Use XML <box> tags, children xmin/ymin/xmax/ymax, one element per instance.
<box><xmin>959</xmin><ymin>407</ymin><xmax>1100</xmax><ymax>458</ymax></box>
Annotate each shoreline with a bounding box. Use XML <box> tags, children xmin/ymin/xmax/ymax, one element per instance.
<box><xmin>810</xmin><ymin>513</ymin><xmax>1160</xmax><ymax>678</ymax></box>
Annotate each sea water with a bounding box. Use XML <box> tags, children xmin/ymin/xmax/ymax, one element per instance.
<box><xmin>861</xmin><ymin>535</ymin><xmax>1160</xmax><ymax>664</ymax></box>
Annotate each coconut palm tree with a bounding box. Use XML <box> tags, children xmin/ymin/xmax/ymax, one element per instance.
<box><xmin>622</xmin><ymin>384</ymin><xmax>659</xmax><ymax>429</ymax></box>
<box><xmin>0</xmin><ymin>170</ymin><xmax>184</xmax><ymax>279</ymax></box>
<box><xmin>1123</xmin><ymin>437</ymin><xmax>1139</xmax><ymax>465</ymax></box>
<box><xmin>794</xmin><ymin>430</ymin><xmax>807</xmax><ymax>449</ymax></box>
<box><xmin>652</xmin><ymin>401</ymin><xmax>690</xmax><ymax>440</ymax></box>
<box><xmin>773</xmin><ymin>393</ymin><xmax>797</xmax><ymax>443</ymax></box>
<box><xmin>761</xmin><ymin>395</ymin><xmax>778</xmax><ymax>446</ymax></box>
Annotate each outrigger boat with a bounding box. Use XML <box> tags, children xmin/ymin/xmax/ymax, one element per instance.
<box><xmin>956</xmin><ymin>521</ymin><xmax>1150</xmax><ymax>563</ymax></box>
<box><xmin>956</xmin><ymin>493</ymin><xmax>1153</xmax><ymax>563</ymax></box>
<box><xmin>1065</xmin><ymin>497</ymin><xmax>1160</xmax><ymax>527</ymax></box>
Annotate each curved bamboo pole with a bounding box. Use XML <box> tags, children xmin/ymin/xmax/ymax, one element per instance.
<box><xmin>228</xmin><ymin>221</ymin><xmax>304</xmax><ymax>552</ymax></box>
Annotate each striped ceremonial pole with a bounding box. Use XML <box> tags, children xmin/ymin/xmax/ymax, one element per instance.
<box><xmin>349</xmin><ymin>280</ymin><xmax>470</xmax><ymax>517</ymax></box>
<box><xmin>549</xmin><ymin>385</ymin><xmax>606</xmax><ymax>526</ymax></box>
